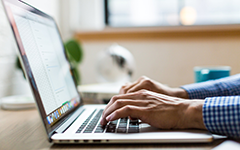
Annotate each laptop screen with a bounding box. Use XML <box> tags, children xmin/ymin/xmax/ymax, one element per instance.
<box><xmin>2</xmin><ymin>0</ymin><xmax>81</xmax><ymax>133</ymax></box>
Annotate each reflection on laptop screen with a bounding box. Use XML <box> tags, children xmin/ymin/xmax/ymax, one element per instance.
<box><xmin>5</xmin><ymin>2</ymin><xmax>80</xmax><ymax>126</ymax></box>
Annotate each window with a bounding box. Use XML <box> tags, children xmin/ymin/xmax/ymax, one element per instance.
<box><xmin>106</xmin><ymin>0</ymin><xmax>240</xmax><ymax>27</ymax></box>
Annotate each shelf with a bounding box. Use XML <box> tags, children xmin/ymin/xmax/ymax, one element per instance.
<box><xmin>75</xmin><ymin>25</ymin><xmax>240</xmax><ymax>41</ymax></box>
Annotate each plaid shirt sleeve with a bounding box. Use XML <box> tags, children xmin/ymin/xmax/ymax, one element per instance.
<box><xmin>181</xmin><ymin>74</ymin><xmax>240</xmax><ymax>138</ymax></box>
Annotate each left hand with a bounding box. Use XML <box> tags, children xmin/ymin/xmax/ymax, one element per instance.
<box><xmin>120</xmin><ymin>76</ymin><xmax>189</xmax><ymax>99</ymax></box>
<box><xmin>100</xmin><ymin>90</ymin><xmax>206</xmax><ymax>130</ymax></box>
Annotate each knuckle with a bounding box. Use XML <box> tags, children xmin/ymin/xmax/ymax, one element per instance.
<box><xmin>115</xmin><ymin>99</ymin><xmax>124</xmax><ymax>106</ymax></box>
<box><xmin>138</xmin><ymin>89</ymin><xmax>147</xmax><ymax>93</ymax></box>
<box><xmin>144</xmin><ymin>100</ymin><xmax>151</xmax><ymax>106</ymax></box>
<box><xmin>121</xmin><ymin>87</ymin><xmax>128</xmax><ymax>93</ymax></box>
<box><xmin>138</xmin><ymin>89</ymin><xmax>148</xmax><ymax>97</ymax></box>
<box><xmin>142</xmin><ymin>78</ymin><xmax>153</xmax><ymax>86</ymax></box>
<box><xmin>121</xmin><ymin>85</ymin><xmax>127</xmax><ymax>89</ymax></box>
<box><xmin>123</xmin><ymin>89</ymin><xmax>128</xmax><ymax>93</ymax></box>
<box><xmin>111</xmin><ymin>95</ymin><xmax>119</xmax><ymax>102</ymax></box>
<box><xmin>115</xmin><ymin>109</ymin><xmax>121</xmax><ymax>116</ymax></box>
<box><xmin>124</xmin><ymin>105</ymin><xmax>132</xmax><ymax>112</ymax></box>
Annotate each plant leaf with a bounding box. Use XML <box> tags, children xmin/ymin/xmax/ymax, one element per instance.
<box><xmin>65</xmin><ymin>39</ymin><xmax>83</xmax><ymax>63</ymax></box>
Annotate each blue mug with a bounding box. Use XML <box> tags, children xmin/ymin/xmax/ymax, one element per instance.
<box><xmin>194</xmin><ymin>66</ymin><xmax>231</xmax><ymax>83</ymax></box>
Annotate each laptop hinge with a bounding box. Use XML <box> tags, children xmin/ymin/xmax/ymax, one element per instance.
<box><xmin>54</xmin><ymin>106</ymin><xmax>85</xmax><ymax>134</ymax></box>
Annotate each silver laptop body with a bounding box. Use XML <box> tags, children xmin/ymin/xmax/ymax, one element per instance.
<box><xmin>2</xmin><ymin>0</ymin><xmax>213</xmax><ymax>144</ymax></box>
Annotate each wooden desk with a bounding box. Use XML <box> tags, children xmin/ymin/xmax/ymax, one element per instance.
<box><xmin>0</xmin><ymin>108</ymin><xmax>239</xmax><ymax>150</ymax></box>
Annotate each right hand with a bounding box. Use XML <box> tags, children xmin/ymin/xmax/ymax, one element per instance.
<box><xmin>120</xmin><ymin>76</ymin><xmax>189</xmax><ymax>99</ymax></box>
<box><xmin>101</xmin><ymin>89</ymin><xmax>205</xmax><ymax>130</ymax></box>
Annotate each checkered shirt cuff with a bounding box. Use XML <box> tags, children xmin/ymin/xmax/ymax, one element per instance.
<box><xmin>181</xmin><ymin>74</ymin><xmax>240</xmax><ymax>99</ymax></box>
<box><xmin>203</xmin><ymin>96</ymin><xmax>240</xmax><ymax>138</ymax></box>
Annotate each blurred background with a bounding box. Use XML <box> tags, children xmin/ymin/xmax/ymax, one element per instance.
<box><xmin>1</xmin><ymin>0</ymin><xmax>240</xmax><ymax>99</ymax></box>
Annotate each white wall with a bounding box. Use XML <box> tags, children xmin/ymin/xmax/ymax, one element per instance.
<box><xmin>22</xmin><ymin>0</ymin><xmax>60</xmax><ymax>25</ymax></box>
<box><xmin>79</xmin><ymin>36</ymin><xmax>240</xmax><ymax>87</ymax></box>
<box><xmin>58</xmin><ymin>0</ymin><xmax>105</xmax><ymax>41</ymax></box>
<box><xmin>0</xmin><ymin>2</ymin><xmax>18</xmax><ymax>98</ymax></box>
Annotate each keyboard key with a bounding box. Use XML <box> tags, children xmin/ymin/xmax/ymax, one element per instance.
<box><xmin>111</xmin><ymin>120</ymin><xmax>118</xmax><ymax>124</ymax></box>
<box><xmin>118</xmin><ymin>123</ymin><xmax>127</xmax><ymax>128</ymax></box>
<box><xmin>120</xmin><ymin>118</ymin><xmax>128</xmax><ymax>123</ymax></box>
<box><xmin>117</xmin><ymin>128</ymin><xmax>126</xmax><ymax>133</ymax></box>
<box><xmin>130</xmin><ymin>119</ymin><xmax>139</xmax><ymax>125</ymax></box>
<box><xmin>128</xmin><ymin>127</ymin><xmax>139</xmax><ymax>133</ymax></box>
<box><xmin>76</xmin><ymin>130</ymin><xmax>81</xmax><ymax>133</ymax></box>
<box><xmin>130</xmin><ymin>119</ymin><xmax>138</xmax><ymax>123</ymax></box>
<box><xmin>96</xmin><ymin>126</ymin><xmax>104</xmax><ymax>130</ymax></box>
<box><xmin>94</xmin><ymin>125</ymin><xmax>105</xmax><ymax>133</ymax></box>
<box><xmin>106</xmin><ymin>124</ymin><xmax>116</xmax><ymax>133</ymax></box>
<box><xmin>83</xmin><ymin>130</ymin><xmax>92</xmax><ymax>133</ymax></box>
<box><xmin>129</xmin><ymin>124</ymin><xmax>139</xmax><ymax>128</ymax></box>
<box><xmin>106</xmin><ymin>128</ymin><xmax>115</xmax><ymax>133</ymax></box>
<box><xmin>94</xmin><ymin>130</ymin><xmax>104</xmax><ymax>133</ymax></box>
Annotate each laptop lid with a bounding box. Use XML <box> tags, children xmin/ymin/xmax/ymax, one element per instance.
<box><xmin>2</xmin><ymin>0</ymin><xmax>83</xmax><ymax>140</ymax></box>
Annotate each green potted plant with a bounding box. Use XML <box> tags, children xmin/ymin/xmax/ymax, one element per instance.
<box><xmin>64</xmin><ymin>39</ymin><xmax>84</xmax><ymax>85</ymax></box>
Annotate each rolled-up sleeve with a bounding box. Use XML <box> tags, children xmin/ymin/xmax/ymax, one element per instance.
<box><xmin>181</xmin><ymin>74</ymin><xmax>240</xmax><ymax>138</ymax></box>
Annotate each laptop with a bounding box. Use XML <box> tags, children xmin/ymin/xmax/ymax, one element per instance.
<box><xmin>2</xmin><ymin>0</ymin><xmax>213</xmax><ymax>144</ymax></box>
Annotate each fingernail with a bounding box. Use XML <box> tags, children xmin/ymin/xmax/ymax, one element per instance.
<box><xmin>106</xmin><ymin>114</ymin><xmax>112</xmax><ymax>121</ymax></box>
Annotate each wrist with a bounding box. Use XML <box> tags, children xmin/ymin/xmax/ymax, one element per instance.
<box><xmin>171</xmin><ymin>88</ymin><xmax>189</xmax><ymax>99</ymax></box>
<box><xmin>182</xmin><ymin>100</ymin><xmax>206</xmax><ymax>129</ymax></box>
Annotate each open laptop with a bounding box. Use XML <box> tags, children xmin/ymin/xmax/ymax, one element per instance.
<box><xmin>2</xmin><ymin>0</ymin><xmax>213</xmax><ymax>144</ymax></box>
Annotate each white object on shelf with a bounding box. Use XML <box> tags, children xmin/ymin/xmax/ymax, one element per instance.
<box><xmin>96</xmin><ymin>44</ymin><xmax>135</xmax><ymax>83</ymax></box>
<box><xmin>1</xmin><ymin>95</ymin><xmax>35</xmax><ymax>110</ymax></box>
<box><xmin>78</xmin><ymin>82</ymin><xmax>122</xmax><ymax>104</ymax></box>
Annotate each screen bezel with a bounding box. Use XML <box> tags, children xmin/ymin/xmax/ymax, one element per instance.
<box><xmin>2</xmin><ymin>0</ymin><xmax>83</xmax><ymax>141</ymax></box>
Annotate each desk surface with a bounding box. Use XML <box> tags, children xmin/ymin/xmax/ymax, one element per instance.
<box><xmin>0</xmin><ymin>108</ymin><xmax>239</xmax><ymax>150</ymax></box>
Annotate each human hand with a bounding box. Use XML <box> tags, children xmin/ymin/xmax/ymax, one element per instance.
<box><xmin>120</xmin><ymin>76</ymin><xmax>189</xmax><ymax>99</ymax></box>
<box><xmin>101</xmin><ymin>90</ymin><xmax>206</xmax><ymax>130</ymax></box>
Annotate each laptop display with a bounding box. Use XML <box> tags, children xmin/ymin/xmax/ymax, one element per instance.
<box><xmin>2</xmin><ymin>0</ymin><xmax>82</xmax><ymax>136</ymax></box>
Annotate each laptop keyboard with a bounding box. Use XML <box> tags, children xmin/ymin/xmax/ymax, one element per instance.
<box><xmin>84</xmin><ymin>109</ymin><xmax>103</xmax><ymax>133</ymax></box>
<box><xmin>76</xmin><ymin>109</ymin><xmax>139</xmax><ymax>134</ymax></box>
<box><xmin>76</xmin><ymin>109</ymin><xmax>97</xmax><ymax>133</ymax></box>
